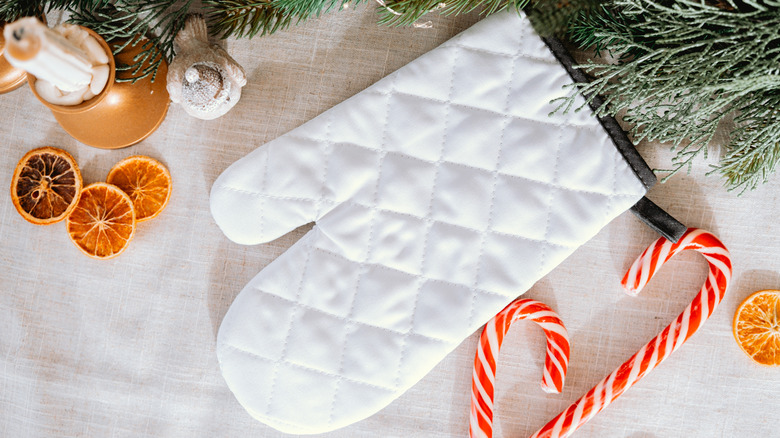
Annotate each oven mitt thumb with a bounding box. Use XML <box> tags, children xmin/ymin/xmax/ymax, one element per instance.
<box><xmin>210</xmin><ymin>10</ymin><xmax>648</xmax><ymax>435</ymax></box>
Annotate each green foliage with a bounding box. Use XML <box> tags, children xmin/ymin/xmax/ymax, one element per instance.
<box><xmin>718</xmin><ymin>93</ymin><xmax>780</xmax><ymax>190</ymax></box>
<box><xmin>0</xmin><ymin>0</ymin><xmax>530</xmax><ymax>80</ymax></box>
<box><xmin>69</xmin><ymin>0</ymin><xmax>191</xmax><ymax>83</ymax></box>
<box><xmin>377</xmin><ymin>0</ymin><xmax>524</xmax><ymax>27</ymax></box>
<box><xmin>375</xmin><ymin>0</ymin><xmax>596</xmax><ymax>36</ymax></box>
<box><xmin>1</xmin><ymin>0</ymin><xmax>189</xmax><ymax>83</ymax></box>
<box><xmin>525</xmin><ymin>0</ymin><xmax>600</xmax><ymax>38</ymax></box>
<box><xmin>0</xmin><ymin>1</ymin><xmax>43</xmax><ymax>23</ymax></box>
<box><xmin>205</xmin><ymin>0</ymin><xmax>355</xmax><ymax>39</ymax></box>
<box><xmin>205</xmin><ymin>0</ymin><xmax>296</xmax><ymax>39</ymax></box>
<box><xmin>4</xmin><ymin>0</ymin><xmax>780</xmax><ymax>192</ymax></box>
<box><xmin>560</xmin><ymin>0</ymin><xmax>780</xmax><ymax>192</ymax></box>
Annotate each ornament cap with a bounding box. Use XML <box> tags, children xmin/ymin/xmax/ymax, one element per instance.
<box><xmin>184</xmin><ymin>66</ymin><xmax>199</xmax><ymax>83</ymax></box>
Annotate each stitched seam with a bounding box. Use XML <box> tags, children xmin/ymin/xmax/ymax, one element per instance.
<box><xmin>220</xmin><ymin>12</ymin><xmax>646</xmax><ymax>427</ymax></box>
<box><xmin>311</xmin><ymin>245</ymin><xmax>522</xmax><ymax>300</ymax></box>
<box><xmin>331</xmin><ymin>210</ymin><xmax>578</xmax><ymax>248</ymax></box>
<box><xmin>216</xmin><ymin>185</ymin><xmax>319</xmax><ymax>203</ymax></box>
<box><xmin>392</xmin><ymin>46</ymin><xmax>462</xmax><ymax>390</ymax></box>
<box><xmin>302</xmin><ymin>139</ymin><xmax>381</xmax><ymax>153</ymax></box>
<box><xmin>219</xmin><ymin>180</ymin><xmax>640</xmax><ymax>205</ymax></box>
<box><xmin>263</xmin><ymin>235</ymin><xmax>315</xmax><ymax>418</ymax></box>
<box><xmin>252</xmin><ymin>284</ymin><xmax>456</xmax><ymax>343</ymax></box>
<box><xmin>259</xmin><ymin>145</ymin><xmax>269</xmax><ymax>240</ymax></box>
<box><xmin>221</xmin><ymin>343</ymin><xmax>398</xmax><ymax>392</ymax></box>
<box><xmin>605</xmin><ymin>138</ymin><xmax>618</xmax><ymax>226</ymax></box>
<box><xmin>536</xmin><ymin>123</ymin><xmax>564</xmax><ymax>278</ymax></box>
<box><xmin>285</xmin><ymin>137</ymin><xmax>435</xmax><ymax>165</ymax></box>
<box><xmin>326</xmin><ymin>76</ymin><xmax>398</xmax><ymax>426</ymax></box>
<box><xmin>363</xmin><ymin>88</ymin><xmax>600</xmax><ymax>130</ymax></box>
<box><xmin>466</xmin><ymin>47</ymin><xmax>520</xmax><ymax>329</ymax></box>
<box><xmin>535</xmin><ymin>23</ymin><xmax>655</xmax><ymax>189</ymax></box>
<box><xmin>218</xmin><ymin>166</ymin><xmax>642</xmax><ymax>202</ymax></box>
<box><xmin>229</xmin><ymin>393</ymin><xmax>322</xmax><ymax>433</ymax></box>
<box><xmin>450</xmin><ymin>43</ymin><xmax>556</xmax><ymax>64</ymax></box>
<box><xmin>221</xmin><ymin>178</ymin><xmax>632</xmax><ymax>246</ymax></box>
<box><xmin>315</xmin><ymin>112</ymin><xmax>335</xmax><ymax>219</ymax></box>
<box><xmin>602</xmin><ymin>147</ymin><xmax>620</xmax><ymax>228</ymax></box>
<box><xmin>270</xmin><ymin>135</ymin><xmax>634</xmax><ymax>198</ymax></box>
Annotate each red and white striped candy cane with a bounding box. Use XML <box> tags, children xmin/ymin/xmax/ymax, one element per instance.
<box><xmin>470</xmin><ymin>299</ymin><xmax>571</xmax><ymax>438</ymax></box>
<box><xmin>530</xmin><ymin>228</ymin><xmax>731</xmax><ymax>438</ymax></box>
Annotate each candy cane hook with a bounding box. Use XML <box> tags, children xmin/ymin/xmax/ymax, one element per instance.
<box><xmin>530</xmin><ymin>228</ymin><xmax>731</xmax><ymax>438</ymax></box>
<box><xmin>470</xmin><ymin>299</ymin><xmax>571</xmax><ymax>438</ymax></box>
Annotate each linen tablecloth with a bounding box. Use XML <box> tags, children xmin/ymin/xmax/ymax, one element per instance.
<box><xmin>1</xmin><ymin>6</ymin><xmax>778</xmax><ymax>437</ymax></box>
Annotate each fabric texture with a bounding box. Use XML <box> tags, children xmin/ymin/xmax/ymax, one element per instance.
<box><xmin>4</xmin><ymin>6</ymin><xmax>778</xmax><ymax>438</ymax></box>
<box><xmin>210</xmin><ymin>11</ymin><xmax>646</xmax><ymax>434</ymax></box>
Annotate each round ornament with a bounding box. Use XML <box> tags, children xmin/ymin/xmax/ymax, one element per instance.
<box><xmin>167</xmin><ymin>14</ymin><xmax>246</xmax><ymax>120</ymax></box>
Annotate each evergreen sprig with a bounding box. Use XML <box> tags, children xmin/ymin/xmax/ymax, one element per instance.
<box><xmin>4</xmin><ymin>0</ymin><xmax>780</xmax><ymax>191</ymax></box>
<box><xmin>0</xmin><ymin>1</ymin><xmax>43</xmax><ymax>23</ymax></box>
<box><xmin>205</xmin><ymin>0</ymin><xmax>294</xmax><ymax>38</ymax></box>
<box><xmin>1</xmin><ymin>0</ymin><xmax>189</xmax><ymax>83</ymax></box>
<box><xmin>68</xmin><ymin>0</ymin><xmax>191</xmax><ymax>83</ymax></box>
<box><xmin>377</xmin><ymin>0</ymin><xmax>524</xmax><ymax>27</ymax></box>
<box><xmin>561</xmin><ymin>0</ymin><xmax>780</xmax><ymax>192</ymax></box>
<box><xmin>526</xmin><ymin>0</ymin><xmax>601</xmax><ymax>38</ymax></box>
<box><xmin>205</xmin><ymin>0</ymin><xmax>352</xmax><ymax>38</ymax></box>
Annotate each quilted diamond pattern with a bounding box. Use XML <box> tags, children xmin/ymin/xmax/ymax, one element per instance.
<box><xmin>210</xmin><ymin>10</ymin><xmax>647</xmax><ymax>434</ymax></box>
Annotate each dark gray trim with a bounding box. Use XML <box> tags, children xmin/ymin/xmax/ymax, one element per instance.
<box><xmin>629</xmin><ymin>197</ymin><xmax>687</xmax><ymax>243</ymax></box>
<box><xmin>537</xmin><ymin>34</ymin><xmax>688</xmax><ymax>242</ymax></box>
<box><xmin>539</xmin><ymin>35</ymin><xmax>657</xmax><ymax>190</ymax></box>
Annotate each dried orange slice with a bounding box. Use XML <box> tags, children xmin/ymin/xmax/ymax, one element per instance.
<box><xmin>10</xmin><ymin>147</ymin><xmax>82</xmax><ymax>225</ymax></box>
<box><xmin>733</xmin><ymin>289</ymin><xmax>780</xmax><ymax>367</ymax></box>
<box><xmin>66</xmin><ymin>182</ymin><xmax>136</xmax><ymax>259</ymax></box>
<box><xmin>106</xmin><ymin>155</ymin><xmax>171</xmax><ymax>222</ymax></box>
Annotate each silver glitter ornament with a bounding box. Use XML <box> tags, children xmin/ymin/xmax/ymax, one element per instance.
<box><xmin>167</xmin><ymin>15</ymin><xmax>246</xmax><ymax>120</ymax></box>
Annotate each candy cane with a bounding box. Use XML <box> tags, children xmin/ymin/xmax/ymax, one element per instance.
<box><xmin>470</xmin><ymin>299</ymin><xmax>571</xmax><ymax>438</ymax></box>
<box><xmin>529</xmin><ymin>228</ymin><xmax>731</xmax><ymax>438</ymax></box>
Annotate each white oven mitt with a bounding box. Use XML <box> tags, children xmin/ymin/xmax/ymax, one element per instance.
<box><xmin>211</xmin><ymin>10</ymin><xmax>648</xmax><ymax>434</ymax></box>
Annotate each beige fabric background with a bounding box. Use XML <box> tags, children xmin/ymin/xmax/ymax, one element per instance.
<box><xmin>1</xmin><ymin>6</ymin><xmax>778</xmax><ymax>438</ymax></box>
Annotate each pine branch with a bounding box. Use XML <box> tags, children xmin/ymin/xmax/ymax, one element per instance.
<box><xmin>271</xmin><ymin>0</ymin><xmax>350</xmax><ymax>19</ymax></box>
<box><xmin>377</xmin><ymin>0</ymin><xmax>527</xmax><ymax>27</ymax></box>
<box><xmin>1</xmin><ymin>1</ymin><xmax>44</xmax><ymax>23</ymax></box>
<box><xmin>569</xmin><ymin>4</ymin><xmax>643</xmax><ymax>59</ymax></box>
<box><xmin>1</xmin><ymin>0</ymin><xmax>189</xmax><ymax>83</ymax></box>
<box><xmin>44</xmin><ymin>0</ymin><xmax>111</xmax><ymax>11</ymax></box>
<box><xmin>716</xmin><ymin>92</ymin><xmax>780</xmax><ymax>193</ymax></box>
<box><xmin>526</xmin><ymin>0</ymin><xmax>600</xmax><ymax>38</ymax></box>
<box><xmin>206</xmin><ymin>0</ymin><xmax>362</xmax><ymax>38</ymax></box>
<box><xmin>68</xmin><ymin>0</ymin><xmax>191</xmax><ymax>83</ymax></box>
<box><xmin>205</xmin><ymin>0</ymin><xmax>296</xmax><ymax>39</ymax></box>
<box><xmin>558</xmin><ymin>0</ymin><xmax>780</xmax><ymax>192</ymax></box>
<box><xmin>376</xmin><ymin>0</ymin><xmax>445</xmax><ymax>27</ymax></box>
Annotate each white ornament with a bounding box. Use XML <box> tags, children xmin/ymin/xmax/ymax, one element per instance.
<box><xmin>167</xmin><ymin>15</ymin><xmax>246</xmax><ymax>120</ymax></box>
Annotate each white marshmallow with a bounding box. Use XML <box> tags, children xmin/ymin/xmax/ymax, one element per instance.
<box><xmin>90</xmin><ymin>64</ymin><xmax>109</xmax><ymax>95</ymax></box>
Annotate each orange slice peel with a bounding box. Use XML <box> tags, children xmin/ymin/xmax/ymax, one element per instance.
<box><xmin>66</xmin><ymin>182</ymin><xmax>136</xmax><ymax>259</ymax></box>
<box><xmin>10</xmin><ymin>149</ymin><xmax>171</xmax><ymax>259</ymax></box>
<box><xmin>10</xmin><ymin>146</ymin><xmax>82</xmax><ymax>225</ymax></box>
<box><xmin>733</xmin><ymin>289</ymin><xmax>780</xmax><ymax>367</ymax></box>
<box><xmin>106</xmin><ymin>155</ymin><xmax>171</xmax><ymax>222</ymax></box>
